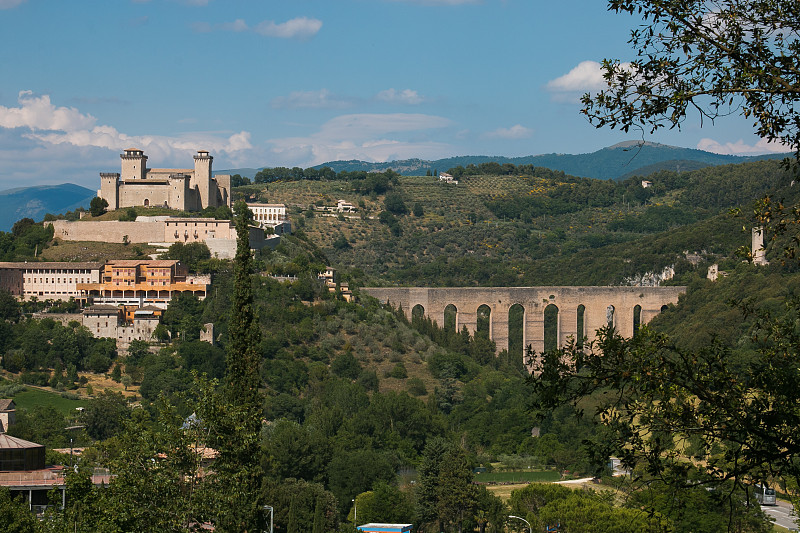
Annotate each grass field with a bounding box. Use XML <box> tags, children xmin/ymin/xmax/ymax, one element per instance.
<box><xmin>13</xmin><ymin>388</ymin><xmax>88</xmax><ymax>417</ymax></box>
<box><xmin>474</xmin><ymin>470</ymin><xmax>562</xmax><ymax>483</ymax></box>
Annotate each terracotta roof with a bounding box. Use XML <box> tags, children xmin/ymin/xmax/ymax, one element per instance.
<box><xmin>165</xmin><ymin>218</ymin><xmax>230</xmax><ymax>223</ymax></box>
<box><xmin>0</xmin><ymin>262</ymin><xmax>104</xmax><ymax>270</ymax></box>
<box><xmin>83</xmin><ymin>305</ymin><xmax>120</xmax><ymax>314</ymax></box>
<box><xmin>0</xmin><ymin>400</ymin><xmax>14</xmax><ymax>411</ymax></box>
<box><xmin>0</xmin><ymin>434</ymin><xmax>43</xmax><ymax>450</ymax></box>
<box><xmin>107</xmin><ymin>260</ymin><xmax>179</xmax><ymax>267</ymax></box>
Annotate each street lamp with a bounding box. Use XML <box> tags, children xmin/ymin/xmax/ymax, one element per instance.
<box><xmin>352</xmin><ymin>498</ymin><xmax>357</xmax><ymax>524</ymax></box>
<box><xmin>508</xmin><ymin>515</ymin><xmax>532</xmax><ymax>533</ymax></box>
<box><xmin>263</xmin><ymin>505</ymin><xmax>273</xmax><ymax>533</ymax></box>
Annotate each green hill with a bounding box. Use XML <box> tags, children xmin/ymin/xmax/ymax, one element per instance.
<box><xmin>300</xmin><ymin>142</ymin><xmax>785</xmax><ymax>180</ymax></box>
<box><xmin>254</xmin><ymin>158</ymin><xmax>793</xmax><ymax>288</ymax></box>
<box><xmin>0</xmin><ymin>183</ymin><xmax>94</xmax><ymax>232</ymax></box>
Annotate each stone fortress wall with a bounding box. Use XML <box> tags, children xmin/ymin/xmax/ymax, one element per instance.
<box><xmin>51</xmin><ymin>220</ymin><xmax>163</xmax><ymax>244</ymax></box>
<box><xmin>50</xmin><ymin>218</ymin><xmax>269</xmax><ymax>259</ymax></box>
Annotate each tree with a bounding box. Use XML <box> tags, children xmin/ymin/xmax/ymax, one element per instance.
<box><xmin>11</xmin><ymin>218</ymin><xmax>35</xmax><ymax>237</ymax></box>
<box><xmin>384</xmin><ymin>193</ymin><xmax>408</xmax><ymax>215</ymax></box>
<box><xmin>415</xmin><ymin>438</ymin><xmax>452</xmax><ymax>531</ymax></box>
<box><xmin>89</xmin><ymin>197</ymin><xmax>108</xmax><ymax>217</ymax></box>
<box><xmin>261</xmin><ymin>479</ymin><xmax>338</xmax><ymax>533</ymax></box>
<box><xmin>204</xmin><ymin>200</ymin><xmax>264</xmax><ymax>531</ymax></box>
<box><xmin>0</xmin><ymin>488</ymin><xmax>38</xmax><ymax>533</ymax></box>
<box><xmin>583</xmin><ymin>0</ymin><xmax>800</xmax><ymax>160</ymax></box>
<box><xmin>81</xmin><ymin>390</ymin><xmax>130</xmax><ymax>441</ymax></box>
<box><xmin>436</xmin><ymin>447</ymin><xmax>478</xmax><ymax>533</ymax></box>
<box><xmin>530</xmin><ymin>319</ymin><xmax>800</xmax><ymax>527</ymax></box>
<box><xmin>163</xmin><ymin>242</ymin><xmax>211</xmax><ymax>273</ymax></box>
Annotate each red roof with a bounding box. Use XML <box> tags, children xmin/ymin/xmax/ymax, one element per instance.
<box><xmin>0</xmin><ymin>434</ymin><xmax>43</xmax><ymax>450</ymax></box>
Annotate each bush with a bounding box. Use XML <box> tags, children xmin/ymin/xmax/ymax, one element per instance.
<box><xmin>386</xmin><ymin>362</ymin><xmax>408</xmax><ymax>379</ymax></box>
<box><xmin>407</xmin><ymin>377</ymin><xmax>427</xmax><ymax>396</ymax></box>
<box><xmin>330</xmin><ymin>352</ymin><xmax>362</xmax><ymax>380</ymax></box>
<box><xmin>357</xmin><ymin>369</ymin><xmax>379</xmax><ymax>392</ymax></box>
<box><xmin>86</xmin><ymin>351</ymin><xmax>111</xmax><ymax>374</ymax></box>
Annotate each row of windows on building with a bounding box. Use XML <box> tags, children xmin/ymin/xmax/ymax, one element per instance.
<box><xmin>25</xmin><ymin>277</ymin><xmax>89</xmax><ymax>284</ymax></box>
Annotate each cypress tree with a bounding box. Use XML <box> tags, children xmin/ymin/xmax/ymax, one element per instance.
<box><xmin>226</xmin><ymin>200</ymin><xmax>262</xmax><ymax>408</ymax></box>
<box><xmin>207</xmin><ymin>200</ymin><xmax>264</xmax><ymax>532</ymax></box>
<box><xmin>312</xmin><ymin>497</ymin><xmax>324</xmax><ymax>533</ymax></box>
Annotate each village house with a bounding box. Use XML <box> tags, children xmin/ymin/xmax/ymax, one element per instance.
<box><xmin>438</xmin><ymin>172</ymin><xmax>458</xmax><ymax>184</ymax></box>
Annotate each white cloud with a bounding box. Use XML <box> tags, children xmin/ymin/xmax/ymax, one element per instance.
<box><xmin>697</xmin><ymin>137</ymin><xmax>792</xmax><ymax>156</ymax></box>
<box><xmin>484</xmin><ymin>124</ymin><xmax>532</xmax><ymax>139</ymax></box>
<box><xmin>376</xmin><ymin>88</ymin><xmax>424</xmax><ymax>105</ymax></box>
<box><xmin>0</xmin><ymin>0</ymin><xmax>26</xmax><ymax>9</ymax></box>
<box><xmin>547</xmin><ymin>61</ymin><xmax>608</xmax><ymax>92</ymax></box>
<box><xmin>195</xmin><ymin>17</ymin><xmax>323</xmax><ymax>39</ymax></box>
<box><xmin>0</xmin><ymin>91</ymin><xmax>97</xmax><ymax>132</ymax></box>
<box><xmin>546</xmin><ymin>60</ymin><xmax>635</xmax><ymax>103</ymax></box>
<box><xmin>220</xmin><ymin>18</ymin><xmax>248</xmax><ymax>32</ymax></box>
<box><xmin>268</xmin><ymin>113</ymin><xmax>453</xmax><ymax>166</ymax></box>
<box><xmin>0</xmin><ymin>91</ymin><xmax>252</xmax><ymax>167</ymax></box>
<box><xmin>271</xmin><ymin>89</ymin><xmax>353</xmax><ymax>110</ymax></box>
<box><xmin>255</xmin><ymin>17</ymin><xmax>322</xmax><ymax>39</ymax></box>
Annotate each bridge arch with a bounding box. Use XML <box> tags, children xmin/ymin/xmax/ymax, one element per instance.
<box><xmin>576</xmin><ymin>304</ymin><xmax>586</xmax><ymax>349</ymax></box>
<box><xmin>444</xmin><ymin>304</ymin><xmax>458</xmax><ymax>333</ymax></box>
<box><xmin>508</xmin><ymin>303</ymin><xmax>525</xmax><ymax>359</ymax></box>
<box><xmin>477</xmin><ymin>304</ymin><xmax>491</xmax><ymax>337</ymax></box>
<box><xmin>411</xmin><ymin>304</ymin><xmax>425</xmax><ymax>324</ymax></box>
<box><xmin>544</xmin><ymin>303</ymin><xmax>559</xmax><ymax>352</ymax></box>
<box><xmin>633</xmin><ymin>304</ymin><xmax>642</xmax><ymax>337</ymax></box>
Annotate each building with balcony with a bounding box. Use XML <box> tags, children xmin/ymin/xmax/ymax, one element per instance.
<box><xmin>78</xmin><ymin>259</ymin><xmax>208</xmax><ymax>308</ymax></box>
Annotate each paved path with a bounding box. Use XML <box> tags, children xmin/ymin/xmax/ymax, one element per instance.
<box><xmin>763</xmin><ymin>500</ymin><xmax>797</xmax><ymax>531</ymax></box>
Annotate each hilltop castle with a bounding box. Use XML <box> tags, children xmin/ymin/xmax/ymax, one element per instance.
<box><xmin>98</xmin><ymin>149</ymin><xmax>231</xmax><ymax>211</ymax></box>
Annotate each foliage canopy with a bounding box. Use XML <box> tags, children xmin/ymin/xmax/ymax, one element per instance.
<box><xmin>583</xmin><ymin>0</ymin><xmax>800</xmax><ymax>159</ymax></box>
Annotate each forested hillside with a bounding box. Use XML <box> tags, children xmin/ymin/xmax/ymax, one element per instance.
<box><xmin>245</xmin><ymin>158</ymin><xmax>795</xmax><ymax>288</ymax></box>
<box><xmin>0</xmin><ymin>156</ymin><xmax>791</xmax><ymax>531</ymax></box>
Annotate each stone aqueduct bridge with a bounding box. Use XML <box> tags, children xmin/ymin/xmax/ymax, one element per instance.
<box><xmin>362</xmin><ymin>286</ymin><xmax>686</xmax><ymax>354</ymax></box>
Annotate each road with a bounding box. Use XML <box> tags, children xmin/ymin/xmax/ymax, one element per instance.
<box><xmin>763</xmin><ymin>500</ymin><xmax>797</xmax><ymax>531</ymax></box>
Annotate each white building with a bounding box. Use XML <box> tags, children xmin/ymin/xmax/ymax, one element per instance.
<box><xmin>0</xmin><ymin>262</ymin><xmax>103</xmax><ymax>302</ymax></box>
<box><xmin>246</xmin><ymin>203</ymin><xmax>291</xmax><ymax>234</ymax></box>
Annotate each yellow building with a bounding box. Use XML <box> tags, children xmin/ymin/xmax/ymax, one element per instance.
<box><xmin>78</xmin><ymin>259</ymin><xmax>208</xmax><ymax>308</ymax></box>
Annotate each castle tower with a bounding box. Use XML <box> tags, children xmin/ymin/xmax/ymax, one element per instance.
<box><xmin>120</xmin><ymin>148</ymin><xmax>147</xmax><ymax>181</ymax></box>
<box><xmin>752</xmin><ymin>226</ymin><xmax>769</xmax><ymax>266</ymax></box>
<box><xmin>99</xmin><ymin>173</ymin><xmax>120</xmax><ymax>210</ymax></box>
<box><xmin>192</xmin><ymin>150</ymin><xmax>213</xmax><ymax>209</ymax></box>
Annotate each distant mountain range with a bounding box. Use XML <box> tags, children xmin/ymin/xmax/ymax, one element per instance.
<box><xmin>218</xmin><ymin>141</ymin><xmax>788</xmax><ymax>181</ymax></box>
<box><xmin>0</xmin><ymin>183</ymin><xmax>95</xmax><ymax>232</ymax></box>
<box><xmin>4</xmin><ymin>142</ymin><xmax>787</xmax><ymax>232</ymax></box>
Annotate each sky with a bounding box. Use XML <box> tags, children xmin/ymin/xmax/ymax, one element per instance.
<box><xmin>0</xmin><ymin>0</ymin><xmax>790</xmax><ymax>189</ymax></box>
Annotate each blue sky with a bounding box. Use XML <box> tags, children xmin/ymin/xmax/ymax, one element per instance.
<box><xmin>0</xmin><ymin>0</ymin><xmax>789</xmax><ymax>189</ymax></box>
